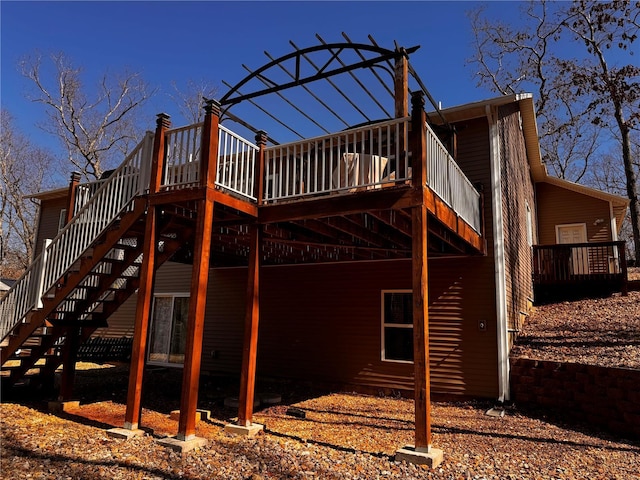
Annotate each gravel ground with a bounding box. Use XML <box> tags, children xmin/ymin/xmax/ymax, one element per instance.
<box><xmin>3</xmin><ymin>283</ymin><xmax>640</xmax><ymax>480</ymax></box>
<box><xmin>2</xmin><ymin>393</ymin><xmax>639</xmax><ymax>480</ymax></box>
<box><xmin>511</xmin><ymin>290</ymin><xmax>640</xmax><ymax>369</ymax></box>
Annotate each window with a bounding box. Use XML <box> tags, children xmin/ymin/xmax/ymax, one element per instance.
<box><xmin>148</xmin><ymin>294</ymin><xmax>189</xmax><ymax>366</ymax></box>
<box><xmin>58</xmin><ymin>209</ymin><xmax>67</xmax><ymax>232</ymax></box>
<box><xmin>381</xmin><ymin>290</ymin><xmax>413</xmax><ymax>363</ymax></box>
<box><xmin>526</xmin><ymin>202</ymin><xmax>533</xmax><ymax>246</ymax></box>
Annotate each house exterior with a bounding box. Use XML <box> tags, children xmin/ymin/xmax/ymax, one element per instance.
<box><xmin>24</xmin><ymin>93</ymin><xmax>628</xmax><ymax>402</ymax></box>
<box><xmin>1</xmin><ymin>41</ymin><xmax>628</xmax><ymax>460</ymax></box>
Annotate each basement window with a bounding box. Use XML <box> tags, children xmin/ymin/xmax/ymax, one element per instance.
<box><xmin>381</xmin><ymin>290</ymin><xmax>413</xmax><ymax>363</ymax></box>
<box><xmin>148</xmin><ymin>294</ymin><xmax>189</xmax><ymax>367</ymax></box>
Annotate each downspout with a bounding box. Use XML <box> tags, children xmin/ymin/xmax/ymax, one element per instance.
<box><xmin>486</xmin><ymin>104</ymin><xmax>510</xmax><ymax>403</ymax></box>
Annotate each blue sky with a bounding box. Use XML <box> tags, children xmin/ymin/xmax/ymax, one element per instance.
<box><xmin>2</xmin><ymin>0</ymin><xmax>523</xmax><ymax>183</ymax></box>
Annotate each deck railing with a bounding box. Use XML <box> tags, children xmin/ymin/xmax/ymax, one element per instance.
<box><xmin>1</xmin><ymin>116</ymin><xmax>484</xmax><ymax>341</ymax></box>
<box><xmin>261</xmin><ymin>117</ymin><xmax>481</xmax><ymax>233</ymax></box>
<box><xmin>0</xmin><ymin>133</ymin><xmax>154</xmax><ymax>341</ymax></box>
<box><xmin>533</xmin><ymin>241</ymin><xmax>627</xmax><ymax>284</ymax></box>
<box><xmin>263</xmin><ymin>117</ymin><xmax>410</xmax><ymax>202</ymax></box>
<box><xmin>425</xmin><ymin>124</ymin><xmax>481</xmax><ymax>232</ymax></box>
<box><xmin>216</xmin><ymin>125</ymin><xmax>259</xmax><ymax>200</ymax></box>
<box><xmin>162</xmin><ymin>123</ymin><xmax>203</xmax><ymax>190</ymax></box>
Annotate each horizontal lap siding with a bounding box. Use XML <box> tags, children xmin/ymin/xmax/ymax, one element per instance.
<box><xmin>93</xmin><ymin>262</ymin><xmax>194</xmax><ymax>338</ymax></box>
<box><xmin>445</xmin><ymin>117</ymin><xmax>499</xmax><ymax>396</ymax></box>
<box><xmin>536</xmin><ymin>182</ymin><xmax>612</xmax><ymax>244</ymax></box>
<box><xmin>33</xmin><ymin>197</ymin><xmax>66</xmax><ymax>258</ymax></box>
<box><xmin>200</xmin><ymin>256</ymin><xmax>498</xmax><ymax>398</ymax></box>
<box><xmin>498</xmin><ymin>104</ymin><xmax>536</xmax><ymax>337</ymax></box>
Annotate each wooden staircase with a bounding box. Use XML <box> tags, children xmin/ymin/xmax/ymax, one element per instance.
<box><xmin>0</xmin><ymin>197</ymin><xmax>195</xmax><ymax>390</ymax></box>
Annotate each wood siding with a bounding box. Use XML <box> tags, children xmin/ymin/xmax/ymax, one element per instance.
<box><xmin>198</xmin><ymin>258</ymin><xmax>498</xmax><ymax>398</ymax></box>
<box><xmin>197</xmin><ymin>116</ymin><xmax>501</xmax><ymax>398</ymax></box>
<box><xmin>536</xmin><ymin>182</ymin><xmax>612</xmax><ymax>245</ymax></box>
<box><xmin>33</xmin><ymin>197</ymin><xmax>66</xmax><ymax>258</ymax></box>
<box><xmin>498</xmin><ymin>104</ymin><xmax>536</xmax><ymax>339</ymax></box>
<box><xmin>93</xmin><ymin>262</ymin><xmax>194</xmax><ymax>338</ymax></box>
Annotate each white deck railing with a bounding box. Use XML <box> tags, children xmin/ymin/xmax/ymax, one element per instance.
<box><xmin>1</xmin><ymin>118</ymin><xmax>482</xmax><ymax>343</ymax></box>
<box><xmin>263</xmin><ymin>118</ymin><xmax>410</xmax><ymax>203</ymax></box>
<box><xmin>216</xmin><ymin>125</ymin><xmax>259</xmax><ymax>200</ymax></box>
<box><xmin>163</xmin><ymin>123</ymin><xmax>203</xmax><ymax>190</ymax></box>
<box><xmin>425</xmin><ymin>124</ymin><xmax>481</xmax><ymax>232</ymax></box>
<box><xmin>0</xmin><ymin>133</ymin><xmax>154</xmax><ymax>341</ymax></box>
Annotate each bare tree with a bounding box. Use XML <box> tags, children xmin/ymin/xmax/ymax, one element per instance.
<box><xmin>20</xmin><ymin>52</ymin><xmax>153</xmax><ymax>180</ymax></box>
<box><xmin>0</xmin><ymin>110</ymin><xmax>57</xmax><ymax>278</ymax></box>
<box><xmin>469</xmin><ymin>1</ymin><xmax>597</xmax><ymax>183</ymax></box>
<box><xmin>469</xmin><ymin>0</ymin><xmax>640</xmax><ymax>261</ymax></box>
<box><xmin>561</xmin><ymin>0</ymin><xmax>640</xmax><ymax>262</ymax></box>
<box><xmin>168</xmin><ymin>78</ymin><xmax>219</xmax><ymax>124</ymax></box>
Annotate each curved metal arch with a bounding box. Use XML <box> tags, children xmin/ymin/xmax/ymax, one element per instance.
<box><xmin>219</xmin><ymin>42</ymin><xmax>419</xmax><ymax>110</ymax></box>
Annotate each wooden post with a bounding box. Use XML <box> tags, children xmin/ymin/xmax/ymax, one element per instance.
<box><xmin>394</xmin><ymin>49</ymin><xmax>408</xmax><ymax>119</ymax></box>
<box><xmin>410</xmin><ymin>90</ymin><xmax>433</xmax><ymax>452</ymax></box>
<box><xmin>200</xmin><ymin>100</ymin><xmax>221</xmax><ymax>189</ymax></box>
<box><xmin>620</xmin><ymin>241</ymin><xmax>628</xmax><ymax>296</ymax></box>
<box><xmin>57</xmin><ymin>326</ymin><xmax>80</xmax><ymax>401</ymax></box>
<box><xmin>254</xmin><ymin>131</ymin><xmax>267</xmax><ymax>206</ymax></box>
<box><xmin>237</xmin><ymin>224</ymin><xmax>262</xmax><ymax>426</ymax></box>
<box><xmin>412</xmin><ymin>204</ymin><xmax>432</xmax><ymax>452</ymax></box>
<box><xmin>395</xmin><ymin>50</ymin><xmax>409</xmax><ymax>184</ymax></box>
<box><xmin>56</xmin><ymin>171</ymin><xmax>83</xmax><ymax>400</ymax></box>
<box><xmin>65</xmin><ymin>171</ymin><xmax>82</xmax><ymax>225</ymax></box>
<box><xmin>411</xmin><ymin>92</ymin><xmax>427</xmax><ymax>189</ymax></box>
<box><xmin>176</xmin><ymin>101</ymin><xmax>219</xmax><ymax>441</ymax></box>
<box><xmin>123</xmin><ymin>113</ymin><xmax>170</xmax><ymax>430</ymax></box>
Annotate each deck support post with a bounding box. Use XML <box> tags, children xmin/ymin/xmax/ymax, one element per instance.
<box><xmin>174</xmin><ymin>100</ymin><xmax>219</xmax><ymax>443</ymax></box>
<box><xmin>65</xmin><ymin>171</ymin><xmax>82</xmax><ymax>224</ymax></box>
<box><xmin>122</xmin><ymin>113</ymin><xmax>170</xmax><ymax>432</ymax></box>
<box><xmin>235</xmin><ymin>224</ymin><xmax>263</xmax><ymax>430</ymax></box>
<box><xmin>57</xmin><ymin>326</ymin><xmax>80</xmax><ymax>401</ymax></box>
<box><xmin>395</xmin><ymin>92</ymin><xmax>443</xmax><ymax>468</ymax></box>
<box><xmin>56</xmin><ymin>171</ymin><xmax>83</xmax><ymax>401</ymax></box>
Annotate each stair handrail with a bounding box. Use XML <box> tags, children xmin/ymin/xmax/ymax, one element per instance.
<box><xmin>0</xmin><ymin>132</ymin><xmax>154</xmax><ymax>341</ymax></box>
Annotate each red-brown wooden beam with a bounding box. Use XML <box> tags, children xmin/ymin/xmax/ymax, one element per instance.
<box><xmin>413</xmin><ymin>204</ymin><xmax>432</xmax><ymax>451</ymax></box>
<box><xmin>259</xmin><ymin>186</ymin><xmax>420</xmax><ymax>224</ymax></box>
<box><xmin>56</xmin><ymin>171</ymin><xmax>83</xmax><ymax>400</ymax></box>
<box><xmin>124</xmin><ymin>205</ymin><xmax>157</xmax><ymax>430</ymax></box>
<box><xmin>410</xmin><ymin>90</ymin><xmax>433</xmax><ymax>452</ymax></box>
<box><xmin>65</xmin><ymin>171</ymin><xmax>82</xmax><ymax>224</ymax></box>
<box><xmin>57</xmin><ymin>326</ymin><xmax>80</xmax><ymax>401</ymax></box>
<box><xmin>176</xmin><ymin>100</ymin><xmax>219</xmax><ymax>441</ymax></box>
<box><xmin>237</xmin><ymin>224</ymin><xmax>262</xmax><ymax>426</ymax></box>
<box><xmin>177</xmin><ymin>196</ymin><xmax>214</xmax><ymax>441</ymax></box>
<box><xmin>124</xmin><ymin>113</ymin><xmax>170</xmax><ymax>430</ymax></box>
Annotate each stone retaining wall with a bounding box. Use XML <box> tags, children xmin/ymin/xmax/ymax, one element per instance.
<box><xmin>510</xmin><ymin>357</ymin><xmax>640</xmax><ymax>439</ymax></box>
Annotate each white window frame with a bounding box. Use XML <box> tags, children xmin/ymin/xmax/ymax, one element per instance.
<box><xmin>147</xmin><ymin>292</ymin><xmax>190</xmax><ymax>368</ymax></box>
<box><xmin>381</xmin><ymin>289</ymin><xmax>413</xmax><ymax>364</ymax></box>
<box><xmin>525</xmin><ymin>202</ymin><xmax>533</xmax><ymax>246</ymax></box>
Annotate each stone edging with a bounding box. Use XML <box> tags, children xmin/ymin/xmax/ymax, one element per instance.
<box><xmin>510</xmin><ymin>357</ymin><xmax>640</xmax><ymax>439</ymax></box>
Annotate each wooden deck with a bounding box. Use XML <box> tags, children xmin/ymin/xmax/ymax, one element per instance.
<box><xmin>1</xmin><ymin>92</ymin><xmax>485</xmax><ymax>453</ymax></box>
<box><xmin>533</xmin><ymin>241</ymin><xmax>628</xmax><ymax>302</ymax></box>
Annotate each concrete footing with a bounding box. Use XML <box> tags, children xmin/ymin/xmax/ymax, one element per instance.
<box><xmin>157</xmin><ymin>435</ymin><xmax>208</xmax><ymax>453</ymax></box>
<box><xmin>395</xmin><ymin>445</ymin><xmax>444</xmax><ymax>468</ymax></box>
<box><xmin>47</xmin><ymin>400</ymin><xmax>80</xmax><ymax>413</ymax></box>
<box><xmin>224</xmin><ymin>422</ymin><xmax>264</xmax><ymax>438</ymax></box>
<box><xmin>169</xmin><ymin>410</ymin><xmax>209</xmax><ymax>422</ymax></box>
<box><xmin>106</xmin><ymin>427</ymin><xmax>145</xmax><ymax>439</ymax></box>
